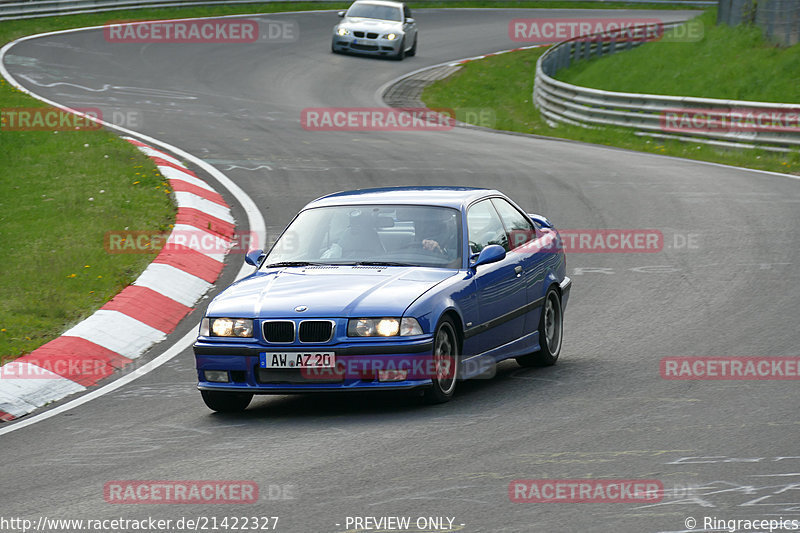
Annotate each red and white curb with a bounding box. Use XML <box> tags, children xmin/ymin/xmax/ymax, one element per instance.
<box><xmin>0</xmin><ymin>138</ymin><xmax>234</xmax><ymax>421</ymax></box>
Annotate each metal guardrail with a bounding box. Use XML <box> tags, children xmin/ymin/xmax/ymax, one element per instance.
<box><xmin>0</xmin><ymin>0</ymin><xmax>716</xmax><ymax>22</ymax></box>
<box><xmin>533</xmin><ymin>22</ymin><xmax>800</xmax><ymax>151</ymax></box>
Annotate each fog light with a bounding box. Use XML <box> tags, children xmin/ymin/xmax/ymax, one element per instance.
<box><xmin>204</xmin><ymin>370</ymin><xmax>230</xmax><ymax>383</ymax></box>
<box><xmin>378</xmin><ymin>369</ymin><xmax>408</xmax><ymax>382</ymax></box>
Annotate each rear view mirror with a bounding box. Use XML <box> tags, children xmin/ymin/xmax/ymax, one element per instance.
<box><xmin>338</xmin><ymin>11</ymin><xmax>345</xmax><ymax>17</ymax></box>
<box><xmin>469</xmin><ymin>244</ymin><xmax>506</xmax><ymax>268</ymax></box>
<box><xmin>245</xmin><ymin>249</ymin><xmax>265</xmax><ymax>267</ymax></box>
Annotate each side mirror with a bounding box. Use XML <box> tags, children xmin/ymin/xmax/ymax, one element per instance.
<box><xmin>528</xmin><ymin>213</ymin><xmax>554</xmax><ymax>229</ymax></box>
<box><xmin>337</xmin><ymin>10</ymin><xmax>345</xmax><ymax>17</ymax></box>
<box><xmin>405</xmin><ymin>17</ymin><xmax>415</xmax><ymax>24</ymax></box>
<box><xmin>469</xmin><ymin>244</ymin><xmax>506</xmax><ymax>268</ymax></box>
<box><xmin>245</xmin><ymin>249</ymin><xmax>265</xmax><ymax>267</ymax></box>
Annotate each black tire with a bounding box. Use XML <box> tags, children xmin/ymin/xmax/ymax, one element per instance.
<box><xmin>331</xmin><ymin>41</ymin><xmax>339</xmax><ymax>54</ymax></box>
<box><xmin>395</xmin><ymin>37</ymin><xmax>406</xmax><ymax>60</ymax></box>
<box><xmin>201</xmin><ymin>390</ymin><xmax>253</xmax><ymax>413</ymax></box>
<box><xmin>407</xmin><ymin>34</ymin><xmax>417</xmax><ymax>56</ymax></box>
<box><xmin>516</xmin><ymin>286</ymin><xmax>563</xmax><ymax>367</ymax></box>
<box><xmin>423</xmin><ymin>317</ymin><xmax>459</xmax><ymax>404</ymax></box>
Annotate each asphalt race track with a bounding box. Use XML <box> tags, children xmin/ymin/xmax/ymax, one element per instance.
<box><xmin>2</xmin><ymin>8</ymin><xmax>800</xmax><ymax>533</ymax></box>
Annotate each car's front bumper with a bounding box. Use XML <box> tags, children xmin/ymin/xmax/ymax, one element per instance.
<box><xmin>332</xmin><ymin>34</ymin><xmax>403</xmax><ymax>56</ymax></box>
<box><xmin>194</xmin><ymin>337</ymin><xmax>435</xmax><ymax>394</ymax></box>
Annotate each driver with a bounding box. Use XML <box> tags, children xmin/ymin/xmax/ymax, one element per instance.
<box><xmin>417</xmin><ymin>214</ymin><xmax>457</xmax><ymax>257</ymax></box>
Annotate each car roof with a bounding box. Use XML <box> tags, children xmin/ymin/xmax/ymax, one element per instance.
<box><xmin>306</xmin><ymin>186</ymin><xmax>501</xmax><ymax>210</ymax></box>
<box><xmin>350</xmin><ymin>0</ymin><xmax>405</xmax><ymax>9</ymax></box>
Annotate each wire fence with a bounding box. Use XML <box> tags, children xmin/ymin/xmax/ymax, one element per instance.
<box><xmin>717</xmin><ymin>0</ymin><xmax>800</xmax><ymax>45</ymax></box>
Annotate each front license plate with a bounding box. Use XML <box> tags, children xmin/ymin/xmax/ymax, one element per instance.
<box><xmin>260</xmin><ymin>352</ymin><xmax>336</xmax><ymax>369</ymax></box>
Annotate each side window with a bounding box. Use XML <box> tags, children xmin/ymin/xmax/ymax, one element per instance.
<box><xmin>492</xmin><ymin>198</ymin><xmax>537</xmax><ymax>251</ymax></box>
<box><xmin>467</xmin><ymin>200</ymin><xmax>508</xmax><ymax>254</ymax></box>
<box><xmin>404</xmin><ymin>6</ymin><xmax>412</xmax><ymax>19</ymax></box>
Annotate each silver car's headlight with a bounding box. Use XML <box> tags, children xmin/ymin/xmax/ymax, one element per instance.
<box><xmin>383</xmin><ymin>33</ymin><xmax>398</xmax><ymax>40</ymax></box>
<box><xmin>347</xmin><ymin>317</ymin><xmax>422</xmax><ymax>337</ymax></box>
<box><xmin>337</xmin><ymin>27</ymin><xmax>350</xmax><ymax>36</ymax></box>
<box><xmin>201</xmin><ymin>317</ymin><xmax>254</xmax><ymax>338</ymax></box>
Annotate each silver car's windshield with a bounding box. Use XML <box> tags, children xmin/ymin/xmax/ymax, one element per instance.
<box><xmin>346</xmin><ymin>3</ymin><xmax>402</xmax><ymax>22</ymax></box>
<box><xmin>264</xmin><ymin>205</ymin><xmax>462</xmax><ymax>269</ymax></box>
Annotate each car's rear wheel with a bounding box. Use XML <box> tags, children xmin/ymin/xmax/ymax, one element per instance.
<box><xmin>201</xmin><ymin>390</ymin><xmax>253</xmax><ymax>413</ymax></box>
<box><xmin>395</xmin><ymin>37</ymin><xmax>406</xmax><ymax>60</ymax></box>
<box><xmin>424</xmin><ymin>317</ymin><xmax>458</xmax><ymax>403</ymax></box>
<box><xmin>516</xmin><ymin>286</ymin><xmax>563</xmax><ymax>367</ymax></box>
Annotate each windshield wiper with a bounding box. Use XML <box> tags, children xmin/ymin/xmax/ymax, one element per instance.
<box><xmin>262</xmin><ymin>261</ymin><xmax>326</xmax><ymax>268</ymax></box>
<box><xmin>354</xmin><ymin>261</ymin><xmax>415</xmax><ymax>267</ymax></box>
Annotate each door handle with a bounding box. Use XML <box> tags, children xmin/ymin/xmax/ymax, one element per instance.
<box><xmin>514</xmin><ymin>265</ymin><xmax>523</xmax><ymax>277</ymax></box>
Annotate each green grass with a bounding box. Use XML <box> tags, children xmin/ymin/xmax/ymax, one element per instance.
<box><xmin>0</xmin><ymin>115</ymin><xmax>176</xmax><ymax>358</ymax></box>
<box><xmin>422</xmin><ymin>12</ymin><xmax>800</xmax><ymax>175</ymax></box>
<box><xmin>558</xmin><ymin>10</ymin><xmax>800</xmax><ymax>103</ymax></box>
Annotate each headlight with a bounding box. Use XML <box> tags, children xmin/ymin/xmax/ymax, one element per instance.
<box><xmin>202</xmin><ymin>317</ymin><xmax>254</xmax><ymax>337</ymax></box>
<box><xmin>383</xmin><ymin>33</ymin><xmax>397</xmax><ymax>40</ymax></box>
<box><xmin>337</xmin><ymin>27</ymin><xmax>350</xmax><ymax>36</ymax></box>
<box><xmin>347</xmin><ymin>317</ymin><xmax>422</xmax><ymax>337</ymax></box>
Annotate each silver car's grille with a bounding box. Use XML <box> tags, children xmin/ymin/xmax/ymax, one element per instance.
<box><xmin>367</xmin><ymin>32</ymin><xmax>379</xmax><ymax>39</ymax></box>
<box><xmin>299</xmin><ymin>321</ymin><xmax>334</xmax><ymax>343</ymax></box>
<box><xmin>352</xmin><ymin>31</ymin><xmax>379</xmax><ymax>39</ymax></box>
<box><xmin>351</xmin><ymin>43</ymin><xmax>379</xmax><ymax>51</ymax></box>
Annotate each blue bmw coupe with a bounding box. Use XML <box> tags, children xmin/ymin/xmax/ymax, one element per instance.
<box><xmin>193</xmin><ymin>187</ymin><xmax>571</xmax><ymax>411</ymax></box>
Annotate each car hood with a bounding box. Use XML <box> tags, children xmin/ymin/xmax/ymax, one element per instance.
<box><xmin>339</xmin><ymin>18</ymin><xmax>402</xmax><ymax>32</ymax></box>
<box><xmin>207</xmin><ymin>266</ymin><xmax>456</xmax><ymax>318</ymax></box>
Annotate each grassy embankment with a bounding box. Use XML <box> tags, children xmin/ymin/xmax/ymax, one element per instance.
<box><xmin>422</xmin><ymin>9</ymin><xmax>800</xmax><ymax>173</ymax></box>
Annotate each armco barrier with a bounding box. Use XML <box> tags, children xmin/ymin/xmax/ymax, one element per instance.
<box><xmin>533</xmin><ymin>21</ymin><xmax>800</xmax><ymax>152</ymax></box>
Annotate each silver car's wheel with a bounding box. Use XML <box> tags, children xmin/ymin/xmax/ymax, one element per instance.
<box><xmin>424</xmin><ymin>317</ymin><xmax>458</xmax><ymax>403</ymax></box>
<box><xmin>395</xmin><ymin>37</ymin><xmax>406</xmax><ymax>60</ymax></box>
<box><xmin>407</xmin><ymin>34</ymin><xmax>417</xmax><ymax>56</ymax></box>
<box><xmin>516</xmin><ymin>287</ymin><xmax>563</xmax><ymax>367</ymax></box>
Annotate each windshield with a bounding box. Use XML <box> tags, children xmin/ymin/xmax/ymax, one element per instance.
<box><xmin>346</xmin><ymin>3</ymin><xmax>402</xmax><ymax>21</ymax></box>
<box><xmin>264</xmin><ymin>205</ymin><xmax>462</xmax><ymax>269</ymax></box>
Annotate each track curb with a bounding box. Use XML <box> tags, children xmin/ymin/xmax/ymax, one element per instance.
<box><xmin>0</xmin><ymin>138</ymin><xmax>234</xmax><ymax>421</ymax></box>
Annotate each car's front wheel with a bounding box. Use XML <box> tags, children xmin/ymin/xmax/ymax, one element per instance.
<box><xmin>395</xmin><ymin>37</ymin><xmax>406</xmax><ymax>60</ymax></box>
<box><xmin>516</xmin><ymin>286</ymin><xmax>563</xmax><ymax>367</ymax></box>
<box><xmin>201</xmin><ymin>390</ymin><xmax>253</xmax><ymax>413</ymax></box>
<box><xmin>424</xmin><ymin>317</ymin><xmax>459</xmax><ymax>403</ymax></box>
<box><xmin>407</xmin><ymin>34</ymin><xmax>417</xmax><ymax>56</ymax></box>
